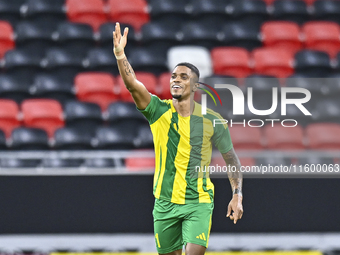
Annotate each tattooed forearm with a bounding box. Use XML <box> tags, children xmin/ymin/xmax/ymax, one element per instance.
<box><xmin>222</xmin><ymin>148</ymin><xmax>243</xmax><ymax>196</ymax></box>
<box><xmin>122</xmin><ymin>59</ymin><xmax>136</xmax><ymax>78</ymax></box>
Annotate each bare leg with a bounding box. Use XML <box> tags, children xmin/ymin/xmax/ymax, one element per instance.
<box><xmin>160</xmin><ymin>249</ymin><xmax>183</xmax><ymax>255</ymax></box>
<box><xmin>185</xmin><ymin>243</ymin><xmax>206</xmax><ymax>255</ymax></box>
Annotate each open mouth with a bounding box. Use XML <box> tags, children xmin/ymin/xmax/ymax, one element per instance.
<box><xmin>172</xmin><ymin>85</ymin><xmax>182</xmax><ymax>89</ymax></box>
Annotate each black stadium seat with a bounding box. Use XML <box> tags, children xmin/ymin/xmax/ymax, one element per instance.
<box><xmin>229</xmin><ymin>0</ymin><xmax>268</xmax><ymax>27</ymax></box>
<box><xmin>294</xmin><ymin>50</ymin><xmax>332</xmax><ymax>77</ymax></box>
<box><xmin>54</xmin><ymin>127</ymin><xmax>94</xmax><ymax>150</ymax></box>
<box><xmin>221</xmin><ymin>22</ymin><xmax>262</xmax><ymax>51</ymax></box>
<box><xmin>85</xmin><ymin>48</ymin><xmax>118</xmax><ymax>75</ymax></box>
<box><xmin>55</xmin><ymin>22</ymin><xmax>95</xmax><ymax>57</ymax></box>
<box><xmin>0</xmin><ymin>129</ymin><xmax>7</xmax><ymax>150</ymax></box>
<box><xmin>181</xmin><ymin>21</ymin><xmax>222</xmax><ymax>50</ymax></box>
<box><xmin>140</xmin><ymin>22</ymin><xmax>179</xmax><ymax>53</ymax></box>
<box><xmin>324</xmin><ymin>74</ymin><xmax>340</xmax><ymax>96</ymax></box>
<box><xmin>312</xmin><ymin>98</ymin><xmax>340</xmax><ymax>123</ymax></box>
<box><xmin>64</xmin><ymin>101</ymin><xmax>103</xmax><ymax>134</ymax></box>
<box><xmin>22</xmin><ymin>0</ymin><xmax>65</xmax><ymax>29</ymax></box>
<box><xmin>0</xmin><ymin>74</ymin><xmax>31</xmax><ymax>103</ymax></box>
<box><xmin>190</xmin><ymin>0</ymin><xmax>229</xmax><ymax>26</ymax></box>
<box><xmin>15</xmin><ymin>21</ymin><xmax>55</xmax><ymax>54</ymax></box>
<box><xmin>42</xmin><ymin>158</ymin><xmax>84</xmax><ymax>168</ymax></box>
<box><xmin>129</xmin><ymin>47</ymin><xmax>168</xmax><ymax>75</ymax></box>
<box><xmin>295</xmin><ymin>156</ymin><xmax>334</xmax><ymax>165</ymax></box>
<box><xmin>313</xmin><ymin>0</ymin><xmax>340</xmax><ymax>24</ymax></box>
<box><xmin>10</xmin><ymin>127</ymin><xmax>49</xmax><ymax>150</ymax></box>
<box><xmin>107</xmin><ymin>101</ymin><xmax>146</xmax><ymax>126</ymax></box>
<box><xmin>272</xmin><ymin>0</ymin><xmax>309</xmax><ymax>25</ymax></box>
<box><xmin>1</xmin><ymin>158</ymin><xmax>41</xmax><ymax>168</ymax></box>
<box><xmin>0</xmin><ymin>0</ymin><xmax>25</xmax><ymax>25</ymax></box>
<box><xmin>31</xmin><ymin>74</ymin><xmax>75</xmax><ymax>104</ymax></box>
<box><xmin>95</xmin><ymin>126</ymin><xmax>136</xmax><ymax>150</ymax></box>
<box><xmin>84</xmin><ymin>158</ymin><xmax>116</xmax><ymax>168</ymax></box>
<box><xmin>135</xmin><ymin>124</ymin><xmax>154</xmax><ymax>149</ymax></box>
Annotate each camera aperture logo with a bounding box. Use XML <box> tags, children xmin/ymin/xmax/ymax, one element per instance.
<box><xmin>199</xmin><ymin>83</ymin><xmax>312</xmax><ymax>128</ymax></box>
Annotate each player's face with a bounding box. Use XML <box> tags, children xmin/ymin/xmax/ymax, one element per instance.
<box><xmin>170</xmin><ymin>66</ymin><xmax>197</xmax><ymax>100</ymax></box>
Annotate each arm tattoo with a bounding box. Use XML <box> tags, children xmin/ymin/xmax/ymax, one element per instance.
<box><xmin>222</xmin><ymin>149</ymin><xmax>243</xmax><ymax>196</ymax></box>
<box><xmin>122</xmin><ymin>59</ymin><xmax>136</xmax><ymax>78</ymax></box>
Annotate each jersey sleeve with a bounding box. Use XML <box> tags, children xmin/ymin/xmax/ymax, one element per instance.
<box><xmin>137</xmin><ymin>94</ymin><xmax>164</xmax><ymax>124</ymax></box>
<box><xmin>212</xmin><ymin>120</ymin><xmax>233</xmax><ymax>154</ymax></box>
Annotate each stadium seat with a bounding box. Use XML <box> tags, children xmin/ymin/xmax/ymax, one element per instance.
<box><xmin>306</xmin><ymin>123</ymin><xmax>340</xmax><ymax>149</ymax></box>
<box><xmin>74</xmin><ymin>72</ymin><xmax>118</xmax><ymax>111</ymax></box>
<box><xmin>181</xmin><ymin>21</ymin><xmax>222</xmax><ymax>50</ymax></box>
<box><xmin>55</xmin><ymin>22</ymin><xmax>95</xmax><ymax>57</ymax></box>
<box><xmin>125</xmin><ymin>151</ymin><xmax>155</xmax><ymax>171</ymax></box>
<box><xmin>211</xmin><ymin>47</ymin><xmax>252</xmax><ymax>78</ymax></box>
<box><xmin>0</xmin><ymin>99</ymin><xmax>20</xmax><ymax>138</ymax></box>
<box><xmin>337</xmin><ymin>53</ymin><xmax>340</xmax><ymax>73</ymax></box>
<box><xmin>53</xmin><ymin>127</ymin><xmax>93</xmax><ymax>150</ymax></box>
<box><xmin>324</xmin><ymin>74</ymin><xmax>340</xmax><ymax>96</ymax></box>
<box><xmin>31</xmin><ymin>74</ymin><xmax>75</xmax><ymax>104</ymax></box>
<box><xmin>229</xmin><ymin>126</ymin><xmax>263</xmax><ymax>150</ymax></box>
<box><xmin>302</xmin><ymin>22</ymin><xmax>340</xmax><ymax>59</ymax></box>
<box><xmin>107</xmin><ymin>0</ymin><xmax>149</xmax><ymax>31</ymax></box>
<box><xmin>303</xmin><ymin>0</ymin><xmax>317</xmax><ymax>6</ymax></box>
<box><xmin>22</xmin><ymin>0</ymin><xmax>65</xmax><ymax>28</ymax></box>
<box><xmin>107</xmin><ymin>101</ymin><xmax>146</xmax><ymax>126</ymax></box>
<box><xmin>84</xmin><ymin>158</ymin><xmax>115</xmax><ymax>168</ymax></box>
<box><xmin>95</xmin><ymin>126</ymin><xmax>136</xmax><ymax>150</ymax></box>
<box><xmin>294</xmin><ymin>50</ymin><xmax>332</xmax><ymax>77</ymax></box>
<box><xmin>147</xmin><ymin>0</ymin><xmax>187</xmax><ymax>28</ymax></box>
<box><xmin>264</xmin><ymin>124</ymin><xmax>305</xmax><ymax>150</ymax></box>
<box><xmin>221</xmin><ymin>22</ymin><xmax>262</xmax><ymax>51</ymax></box>
<box><xmin>85</xmin><ymin>48</ymin><xmax>118</xmax><ymax>75</ymax></box>
<box><xmin>64</xmin><ymin>101</ymin><xmax>103</xmax><ymax>135</ymax></box>
<box><xmin>158</xmin><ymin>72</ymin><xmax>172</xmax><ymax>100</ymax></box>
<box><xmin>255</xmin><ymin>156</ymin><xmax>292</xmax><ymax>167</ymax></box>
<box><xmin>44</xmin><ymin>48</ymin><xmax>84</xmax><ymax>80</ymax></box>
<box><xmin>98</xmin><ymin>22</ymin><xmax>136</xmax><ymax>54</ymax></box>
<box><xmin>21</xmin><ymin>99</ymin><xmax>64</xmax><ymax>137</ymax></box>
<box><xmin>42</xmin><ymin>158</ymin><xmax>84</xmax><ymax>168</ymax></box>
<box><xmin>3</xmin><ymin>49</ymin><xmax>43</xmax><ymax>81</ymax></box>
<box><xmin>167</xmin><ymin>46</ymin><xmax>212</xmax><ymax>78</ymax></box>
<box><xmin>285</xmin><ymin>74</ymin><xmax>324</xmax><ymax>96</ymax></box>
<box><xmin>261</xmin><ymin>21</ymin><xmax>302</xmax><ymax>54</ymax></box>
<box><xmin>127</xmin><ymin>47</ymin><xmax>168</xmax><ymax>75</ymax></box>
<box><xmin>117</xmin><ymin>72</ymin><xmax>159</xmax><ymax>100</ymax></box>
<box><xmin>295</xmin><ymin>156</ymin><xmax>334</xmax><ymax>165</ymax></box>
<box><xmin>0</xmin><ymin>129</ymin><xmax>6</xmax><ymax>149</ymax></box>
<box><xmin>1</xmin><ymin>158</ymin><xmax>41</xmax><ymax>168</ymax></box>
<box><xmin>0</xmin><ymin>0</ymin><xmax>24</xmax><ymax>25</ymax></box>
<box><xmin>15</xmin><ymin>21</ymin><xmax>55</xmax><ymax>54</ymax></box>
<box><xmin>313</xmin><ymin>0</ymin><xmax>340</xmax><ymax>24</ymax></box>
<box><xmin>272</xmin><ymin>0</ymin><xmax>309</xmax><ymax>25</ymax></box>
<box><xmin>0</xmin><ymin>21</ymin><xmax>15</xmax><ymax>59</ymax></box>
<box><xmin>229</xmin><ymin>0</ymin><xmax>269</xmax><ymax>27</ymax></box>
<box><xmin>312</xmin><ymin>99</ymin><xmax>340</xmax><ymax>123</ymax></box>
<box><xmin>10</xmin><ymin>127</ymin><xmax>49</xmax><ymax>150</ymax></box>
<box><xmin>0</xmin><ymin>74</ymin><xmax>31</xmax><ymax>104</ymax></box>
<box><xmin>190</xmin><ymin>0</ymin><xmax>229</xmax><ymax>26</ymax></box>
<box><xmin>66</xmin><ymin>0</ymin><xmax>107</xmax><ymax>31</ymax></box>
<box><xmin>140</xmin><ymin>22</ymin><xmax>179</xmax><ymax>53</ymax></box>
<box><xmin>252</xmin><ymin>48</ymin><xmax>294</xmax><ymax>78</ymax></box>
<box><xmin>135</xmin><ymin>124</ymin><xmax>153</xmax><ymax>149</ymax></box>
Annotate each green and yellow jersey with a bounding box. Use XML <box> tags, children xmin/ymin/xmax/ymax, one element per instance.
<box><xmin>138</xmin><ymin>95</ymin><xmax>233</xmax><ymax>205</ymax></box>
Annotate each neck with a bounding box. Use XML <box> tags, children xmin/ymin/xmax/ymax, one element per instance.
<box><xmin>173</xmin><ymin>94</ymin><xmax>195</xmax><ymax>117</ymax></box>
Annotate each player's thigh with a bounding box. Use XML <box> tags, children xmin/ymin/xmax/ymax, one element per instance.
<box><xmin>182</xmin><ymin>203</ymin><xmax>214</xmax><ymax>248</ymax></box>
<box><xmin>153</xmin><ymin>199</ymin><xmax>183</xmax><ymax>254</ymax></box>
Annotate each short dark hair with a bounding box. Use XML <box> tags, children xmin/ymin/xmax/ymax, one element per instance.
<box><xmin>175</xmin><ymin>62</ymin><xmax>200</xmax><ymax>79</ymax></box>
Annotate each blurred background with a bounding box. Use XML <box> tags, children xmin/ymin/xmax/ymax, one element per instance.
<box><xmin>0</xmin><ymin>0</ymin><xmax>339</xmax><ymax>254</ymax></box>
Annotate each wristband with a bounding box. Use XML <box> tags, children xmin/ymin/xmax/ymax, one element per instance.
<box><xmin>115</xmin><ymin>53</ymin><xmax>126</xmax><ymax>60</ymax></box>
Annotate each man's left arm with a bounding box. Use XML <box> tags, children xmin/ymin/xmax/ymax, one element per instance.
<box><xmin>222</xmin><ymin>148</ymin><xmax>243</xmax><ymax>224</ymax></box>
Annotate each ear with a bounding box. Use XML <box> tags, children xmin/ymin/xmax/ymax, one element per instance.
<box><xmin>192</xmin><ymin>82</ymin><xmax>199</xmax><ymax>92</ymax></box>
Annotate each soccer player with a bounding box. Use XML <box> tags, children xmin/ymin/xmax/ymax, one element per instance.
<box><xmin>113</xmin><ymin>22</ymin><xmax>243</xmax><ymax>255</ymax></box>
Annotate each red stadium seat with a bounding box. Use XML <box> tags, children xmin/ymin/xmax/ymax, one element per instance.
<box><xmin>262</xmin><ymin>0</ymin><xmax>275</xmax><ymax>5</ymax></box>
<box><xmin>211</xmin><ymin>47</ymin><xmax>252</xmax><ymax>78</ymax></box>
<box><xmin>107</xmin><ymin>0</ymin><xmax>150</xmax><ymax>31</ymax></box>
<box><xmin>264</xmin><ymin>124</ymin><xmax>305</xmax><ymax>150</ymax></box>
<box><xmin>0</xmin><ymin>99</ymin><xmax>20</xmax><ymax>138</ymax></box>
<box><xmin>125</xmin><ymin>150</ymin><xmax>155</xmax><ymax>172</ymax></box>
<box><xmin>75</xmin><ymin>72</ymin><xmax>119</xmax><ymax>111</ymax></box>
<box><xmin>252</xmin><ymin>48</ymin><xmax>294</xmax><ymax>78</ymax></box>
<box><xmin>0</xmin><ymin>21</ymin><xmax>15</xmax><ymax>59</ymax></box>
<box><xmin>66</xmin><ymin>0</ymin><xmax>107</xmax><ymax>31</ymax></box>
<box><xmin>229</xmin><ymin>126</ymin><xmax>263</xmax><ymax>150</ymax></box>
<box><xmin>261</xmin><ymin>21</ymin><xmax>302</xmax><ymax>54</ymax></box>
<box><xmin>306</xmin><ymin>123</ymin><xmax>340</xmax><ymax>150</ymax></box>
<box><xmin>302</xmin><ymin>21</ymin><xmax>340</xmax><ymax>58</ymax></box>
<box><xmin>21</xmin><ymin>99</ymin><xmax>64</xmax><ymax>138</ymax></box>
<box><xmin>158</xmin><ymin>72</ymin><xmax>172</xmax><ymax>100</ymax></box>
<box><xmin>303</xmin><ymin>0</ymin><xmax>317</xmax><ymax>6</ymax></box>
